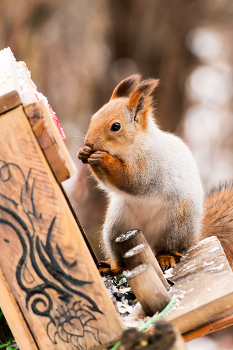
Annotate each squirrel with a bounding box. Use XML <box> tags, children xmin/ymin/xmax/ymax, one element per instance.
<box><xmin>78</xmin><ymin>74</ymin><xmax>233</xmax><ymax>273</ymax></box>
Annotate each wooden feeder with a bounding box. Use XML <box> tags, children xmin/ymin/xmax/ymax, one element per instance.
<box><xmin>1</xmin><ymin>47</ymin><xmax>233</xmax><ymax>350</ymax></box>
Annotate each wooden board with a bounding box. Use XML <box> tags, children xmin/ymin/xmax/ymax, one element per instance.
<box><xmin>0</xmin><ymin>265</ymin><xmax>39</xmax><ymax>350</ymax></box>
<box><xmin>165</xmin><ymin>236</ymin><xmax>233</xmax><ymax>334</ymax></box>
<box><xmin>0</xmin><ymin>105</ymin><xmax>124</xmax><ymax>350</ymax></box>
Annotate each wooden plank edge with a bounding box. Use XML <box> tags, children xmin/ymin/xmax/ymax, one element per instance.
<box><xmin>24</xmin><ymin>100</ymin><xmax>76</xmax><ymax>183</ymax></box>
<box><xmin>0</xmin><ymin>91</ymin><xmax>21</xmax><ymax>115</ymax></box>
<box><xmin>182</xmin><ymin>313</ymin><xmax>233</xmax><ymax>342</ymax></box>
<box><xmin>0</xmin><ymin>265</ymin><xmax>39</xmax><ymax>350</ymax></box>
<box><xmin>60</xmin><ymin>183</ymin><xmax>99</xmax><ymax>265</ymax></box>
<box><xmin>167</xmin><ymin>292</ymin><xmax>233</xmax><ymax>334</ymax></box>
<box><xmin>39</xmin><ymin>100</ymin><xmax>76</xmax><ymax>180</ymax></box>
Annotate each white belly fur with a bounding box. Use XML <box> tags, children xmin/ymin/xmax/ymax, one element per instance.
<box><xmin>106</xmin><ymin>193</ymin><xmax>172</xmax><ymax>251</ymax></box>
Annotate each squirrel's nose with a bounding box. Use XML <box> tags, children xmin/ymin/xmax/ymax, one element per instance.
<box><xmin>85</xmin><ymin>137</ymin><xmax>94</xmax><ymax>149</ymax></box>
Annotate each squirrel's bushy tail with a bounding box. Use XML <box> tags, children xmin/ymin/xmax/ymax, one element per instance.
<box><xmin>202</xmin><ymin>180</ymin><xmax>233</xmax><ymax>268</ymax></box>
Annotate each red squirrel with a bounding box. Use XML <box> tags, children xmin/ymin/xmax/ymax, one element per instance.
<box><xmin>78</xmin><ymin>74</ymin><xmax>233</xmax><ymax>273</ymax></box>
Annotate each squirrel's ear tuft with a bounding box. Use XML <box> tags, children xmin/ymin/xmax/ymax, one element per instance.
<box><xmin>110</xmin><ymin>74</ymin><xmax>141</xmax><ymax>100</ymax></box>
<box><xmin>127</xmin><ymin>78</ymin><xmax>159</xmax><ymax>111</ymax></box>
<box><xmin>137</xmin><ymin>79</ymin><xmax>159</xmax><ymax>97</ymax></box>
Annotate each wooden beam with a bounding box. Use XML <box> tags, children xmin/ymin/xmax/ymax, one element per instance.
<box><xmin>182</xmin><ymin>313</ymin><xmax>233</xmax><ymax>342</ymax></box>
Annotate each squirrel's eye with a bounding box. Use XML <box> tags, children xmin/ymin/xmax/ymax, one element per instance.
<box><xmin>110</xmin><ymin>122</ymin><xmax>121</xmax><ymax>132</ymax></box>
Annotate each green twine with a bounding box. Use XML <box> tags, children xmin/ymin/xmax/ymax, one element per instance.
<box><xmin>139</xmin><ymin>298</ymin><xmax>177</xmax><ymax>332</ymax></box>
<box><xmin>115</xmin><ymin>275</ymin><xmax>126</xmax><ymax>284</ymax></box>
<box><xmin>110</xmin><ymin>298</ymin><xmax>177</xmax><ymax>350</ymax></box>
<box><xmin>110</xmin><ymin>341</ymin><xmax>121</xmax><ymax>350</ymax></box>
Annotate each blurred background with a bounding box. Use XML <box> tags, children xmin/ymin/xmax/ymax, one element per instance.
<box><xmin>1</xmin><ymin>0</ymin><xmax>233</xmax><ymax>348</ymax></box>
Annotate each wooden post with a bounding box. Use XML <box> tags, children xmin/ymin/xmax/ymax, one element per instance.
<box><xmin>116</xmin><ymin>229</ymin><xmax>148</xmax><ymax>255</ymax></box>
<box><xmin>126</xmin><ymin>264</ymin><xmax>171</xmax><ymax>316</ymax></box>
<box><xmin>123</xmin><ymin>243</ymin><xmax>170</xmax><ymax>291</ymax></box>
<box><xmin>0</xmin><ymin>48</ymin><xmax>124</xmax><ymax>350</ymax></box>
<box><xmin>116</xmin><ymin>229</ymin><xmax>169</xmax><ymax>290</ymax></box>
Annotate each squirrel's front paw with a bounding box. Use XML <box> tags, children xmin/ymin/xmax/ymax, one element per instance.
<box><xmin>78</xmin><ymin>147</ymin><xmax>92</xmax><ymax>164</ymax></box>
<box><xmin>88</xmin><ymin>151</ymin><xmax>108</xmax><ymax>167</ymax></box>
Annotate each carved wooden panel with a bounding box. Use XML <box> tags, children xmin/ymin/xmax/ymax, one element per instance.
<box><xmin>0</xmin><ymin>105</ymin><xmax>123</xmax><ymax>350</ymax></box>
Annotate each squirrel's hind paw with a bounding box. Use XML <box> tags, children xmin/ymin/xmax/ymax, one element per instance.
<box><xmin>156</xmin><ymin>251</ymin><xmax>182</xmax><ymax>272</ymax></box>
<box><xmin>97</xmin><ymin>260</ymin><xmax>126</xmax><ymax>277</ymax></box>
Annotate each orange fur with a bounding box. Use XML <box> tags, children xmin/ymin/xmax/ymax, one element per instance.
<box><xmin>127</xmin><ymin>89</ymin><xmax>142</xmax><ymax>110</ymax></box>
<box><xmin>110</xmin><ymin>74</ymin><xmax>141</xmax><ymax>100</ymax></box>
<box><xmin>202</xmin><ymin>187</ymin><xmax>233</xmax><ymax>268</ymax></box>
<box><xmin>85</xmin><ymin>98</ymin><xmax>136</xmax><ymax>156</ymax></box>
<box><xmin>140</xmin><ymin>104</ymin><xmax>150</xmax><ymax>131</ymax></box>
<box><xmin>90</xmin><ymin>152</ymin><xmax>142</xmax><ymax>195</ymax></box>
<box><xmin>80</xmin><ymin>76</ymin><xmax>159</xmax><ymax>195</ymax></box>
<box><xmin>156</xmin><ymin>251</ymin><xmax>182</xmax><ymax>271</ymax></box>
<box><xmin>177</xmin><ymin>201</ymin><xmax>190</xmax><ymax>225</ymax></box>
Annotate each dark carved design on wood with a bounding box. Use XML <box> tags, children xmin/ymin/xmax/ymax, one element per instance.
<box><xmin>0</xmin><ymin>160</ymin><xmax>102</xmax><ymax>349</ymax></box>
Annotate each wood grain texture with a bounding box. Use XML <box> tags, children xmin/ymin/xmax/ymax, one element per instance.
<box><xmin>24</xmin><ymin>100</ymin><xmax>76</xmax><ymax>183</ymax></box>
<box><xmin>0</xmin><ymin>105</ymin><xmax>123</xmax><ymax>350</ymax></box>
<box><xmin>123</xmin><ymin>243</ymin><xmax>170</xmax><ymax>291</ymax></box>
<box><xmin>165</xmin><ymin>236</ymin><xmax>233</xmax><ymax>334</ymax></box>
<box><xmin>0</xmin><ymin>90</ymin><xmax>21</xmax><ymax>115</ymax></box>
<box><xmin>0</xmin><ymin>265</ymin><xmax>39</xmax><ymax>350</ymax></box>
<box><xmin>126</xmin><ymin>264</ymin><xmax>171</xmax><ymax>316</ymax></box>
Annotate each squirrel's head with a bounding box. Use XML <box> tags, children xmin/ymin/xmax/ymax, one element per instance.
<box><xmin>85</xmin><ymin>74</ymin><xmax>159</xmax><ymax>156</ymax></box>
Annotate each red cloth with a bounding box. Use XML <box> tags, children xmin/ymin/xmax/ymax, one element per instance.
<box><xmin>35</xmin><ymin>93</ymin><xmax>66</xmax><ymax>141</ymax></box>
